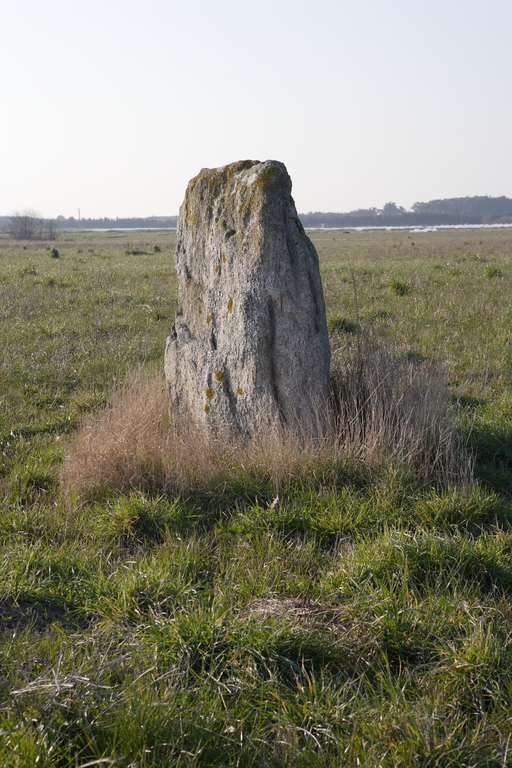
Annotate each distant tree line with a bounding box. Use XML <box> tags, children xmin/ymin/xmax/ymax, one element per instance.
<box><xmin>299</xmin><ymin>196</ymin><xmax>512</xmax><ymax>228</ymax></box>
<box><xmin>411</xmin><ymin>196</ymin><xmax>512</xmax><ymax>220</ymax></box>
<box><xmin>3</xmin><ymin>197</ymin><xmax>511</xmax><ymax>238</ymax></box>
<box><xmin>55</xmin><ymin>215</ymin><xmax>179</xmax><ymax>229</ymax></box>
<box><xmin>298</xmin><ymin>210</ymin><xmax>481</xmax><ymax>227</ymax></box>
<box><xmin>1</xmin><ymin>213</ymin><xmax>179</xmax><ymax>239</ymax></box>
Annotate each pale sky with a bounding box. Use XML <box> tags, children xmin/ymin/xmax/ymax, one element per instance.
<box><xmin>1</xmin><ymin>0</ymin><xmax>511</xmax><ymax>218</ymax></box>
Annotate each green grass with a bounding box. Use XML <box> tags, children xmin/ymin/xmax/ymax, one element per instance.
<box><xmin>0</xmin><ymin>228</ymin><xmax>511</xmax><ymax>766</ymax></box>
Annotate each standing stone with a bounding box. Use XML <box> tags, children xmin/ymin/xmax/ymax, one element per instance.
<box><xmin>164</xmin><ymin>159</ymin><xmax>331</xmax><ymax>439</ymax></box>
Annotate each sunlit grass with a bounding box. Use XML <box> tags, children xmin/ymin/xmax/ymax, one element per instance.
<box><xmin>0</xmin><ymin>228</ymin><xmax>511</xmax><ymax>765</ymax></box>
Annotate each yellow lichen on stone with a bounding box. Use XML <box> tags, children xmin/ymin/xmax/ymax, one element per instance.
<box><xmin>227</xmin><ymin>297</ymin><xmax>233</xmax><ymax>314</ymax></box>
<box><xmin>215</xmin><ymin>265</ymin><xmax>219</xmax><ymax>274</ymax></box>
<box><xmin>237</xmin><ymin>387</ymin><xmax>243</xmax><ymax>395</ymax></box>
<box><xmin>215</xmin><ymin>371</ymin><xmax>224</xmax><ymax>382</ymax></box>
<box><xmin>204</xmin><ymin>404</ymin><xmax>210</xmax><ymax>413</ymax></box>
<box><xmin>206</xmin><ymin>314</ymin><xmax>211</xmax><ymax>324</ymax></box>
<box><xmin>205</xmin><ymin>387</ymin><xmax>214</xmax><ymax>399</ymax></box>
<box><xmin>222</xmin><ymin>253</ymin><xmax>226</xmax><ymax>263</ymax></box>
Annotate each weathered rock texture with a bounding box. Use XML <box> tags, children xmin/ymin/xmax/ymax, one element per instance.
<box><xmin>165</xmin><ymin>159</ymin><xmax>331</xmax><ymax>438</ymax></box>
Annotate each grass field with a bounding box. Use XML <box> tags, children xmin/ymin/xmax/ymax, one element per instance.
<box><xmin>0</xmin><ymin>227</ymin><xmax>511</xmax><ymax>766</ymax></box>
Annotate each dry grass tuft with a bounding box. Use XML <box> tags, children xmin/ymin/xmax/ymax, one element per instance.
<box><xmin>61</xmin><ymin>373</ymin><xmax>168</xmax><ymax>502</ymax></box>
<box><xmin>60</xmin><ymin>371</ymin><xmax>336</xmax><ymax>505</ymax></box>
<box><xmin>61</xmin><ymin>338</ymin><xmax>470</xmax><ymax>505</ymax></box>
<box><xmin>61</xmin><ymin>372</ymin><xmax>219</xmax><ymax>503</ymax></box>
<box><xmin>330</xmin><ymin>331</ymin><xmax>470</xmax><ymax>484</ymax></box>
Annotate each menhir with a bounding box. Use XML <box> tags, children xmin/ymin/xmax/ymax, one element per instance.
<box><xmin>165</xmin><ymin>159</ymin><xmax>331</xmax><ymax>439</ymax></box>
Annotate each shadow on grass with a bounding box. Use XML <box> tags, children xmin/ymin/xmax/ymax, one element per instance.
<box><xmin>81</xmin><ymin>471</ymin><xmax>512</xmax><ymax>562</ymax></box>
<box><xmin>455</xmin><ymin>391</ymin><xmax>512</xmax><ymax>497</ymax></box>
<box><xmin>0</xmin><ymin>595</ymin><xmax>87</xmax><ymax>633</ymax></box>
<box><xmin>0</xmin><ymin>419</ymin><xmax>78</xmax><ymax>446</ymax></box>
<box><xmin>467</xmin><ymin>424</ymin><xmax>512</xmax><ymax>496</ymax></box>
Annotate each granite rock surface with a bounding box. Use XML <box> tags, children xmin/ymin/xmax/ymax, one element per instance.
<box><xmin>165</xmin><ymin>159</ymin><xmax>331</xmax><ymax>438</ymax></box>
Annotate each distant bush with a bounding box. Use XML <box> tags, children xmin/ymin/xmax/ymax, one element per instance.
<box><xmin>365</xmin><ymin>309</ymin><xmax>393</xmax><ymax>323</ymax></box>
<box><xmin>389</xmin><ymin>279</ymin><xmax>409</xmax><ymax>296</ymax></box>
<box><xmin>19</xmin><ymin>264</ymin><xmax>37</xmax><ymax>276</ymax></box>
<box><xmin>327</xmin><ymin>313</ymin><xmax>359</xmax><ymax>334</ymax></box>
<box><xmin>46</xmin><ymin>246</ymin><xmax>59</xmax><ymax>258</ymax></box>
<box><xmin>485</xmin><ymin>266</ymin><xmax>503</xmax><ymax>278</ymax></box>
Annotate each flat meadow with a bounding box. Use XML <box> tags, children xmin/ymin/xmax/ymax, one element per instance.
<box><xmin>0</xmin><ymin>226</ymin><xmax>511</xmax><ymax>766</ymax></box>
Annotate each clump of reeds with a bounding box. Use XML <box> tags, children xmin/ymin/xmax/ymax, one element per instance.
<box><xmin>61</xmin><ymin>333</ymin><xmax>470</xmax><ymax>505</ymax></box>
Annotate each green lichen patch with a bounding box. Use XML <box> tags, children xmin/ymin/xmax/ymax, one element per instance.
<box><xmin>215</xmin><ymin>371</ymin><xmax>224</xmax><ymax>382</ymax></box>
<box><xmin>205</xmin><ymin>388</ymin><xmax>214</xmax><ymax>400</ymax></box>
<box><xmin>253</xmin><ymin>163</ymin><xmax>282</xmax><ymax>190</ymax></box>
